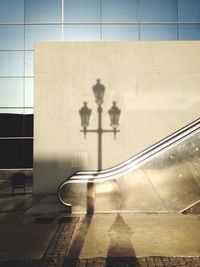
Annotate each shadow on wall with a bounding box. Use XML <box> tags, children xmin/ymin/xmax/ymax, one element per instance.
<box><xmin>33</xmin><ymin>159</ymin><xmax>85</xmax><ymax>195</ymax></box>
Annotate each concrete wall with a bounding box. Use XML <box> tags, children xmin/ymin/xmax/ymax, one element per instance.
<box><xmin>34</xmin><ymin>41</ymin><xmax>200</xmax><ymax>194</ymax></box>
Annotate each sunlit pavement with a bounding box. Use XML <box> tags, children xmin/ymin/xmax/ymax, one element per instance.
<box><xmin>0</xmin><ymin>185</ymin><xmax>199</xmax><ymax>267</ymax></box>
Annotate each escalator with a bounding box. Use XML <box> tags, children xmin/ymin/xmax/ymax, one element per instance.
<box><xmin>58</xmin><ymin>119</ymin><xmax>200</xmax><ymax>213</ymax></box>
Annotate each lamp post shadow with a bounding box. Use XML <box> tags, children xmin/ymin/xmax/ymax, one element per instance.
<box><xmin>106</xmin><ymin>214</ymin><xmax>138</xmax><ymax>266</ymax></box>
<box><xmin>79</xmin><ymin>79</ymin><xmax>121</xmax><ymax>214</ymax></box>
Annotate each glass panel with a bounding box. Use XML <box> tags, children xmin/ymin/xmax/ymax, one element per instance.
<box><xmin>178</xmin><ymin>0</ymin><xmax>200</xmax><ymax>22</ymax></box>
<box><xmin>0</xmin><ymin>139</ymin><xmax>23</xmax><ymax>168</ymax></box>
<box><xmin>143</xmin><ymin>132</ymin><xmax>200</xmax><ymax>211</ymax></box>
<box><xmin>0</xmin><ymin>78</ymin><xmax>23</xmax><ymax>107</ymax></box>
<box><xmin>0</xmin><ymin>113</ymin><xmax>23</xmax><ymax>137</ymax></box>
<box><xmin>24</xmin><ymin>114</ymin><xmax>33</xmax><ymax>137</ymax></box>
<box><xmin>64</xmin><ymin>25</ymin><xmax>101</xmax><ymax>41</ymax></box>
<box><xmin>0</xmin><ymin>114</ymin><xmax>33</xmax><ymax>137</ymax></box>
<box><xmin>140</xmin><ymin>0</ymin><xmax>177</xmax><ymax>22</ymax></box>
<box><xmin>102</xmin><ymin>0</ymin><xmax>138</xmax><ymax>22</ymax></box>
<box><xmin>25</xmin><ymin>78</ymin><xmax>34</xmax><ymax>107</ymax></box>
<box><xmin>22</xmin><ymin>139</ymin><xmax>33</xmax><ymax>168</ymax></box>
<box><xmin>25</xmin><ymin>52</ymin><xmax>34</xmax><ymax>77</ymax></box>
<box><xmin>0</xmin><ymin>0</ymin><xmax>24</xmax><ymax>23</ymax></box>
<box><xmin>179</xmin><ymin>24</ymin><xmax>200</xmax><ymax>40</ymax></box>
<box><xmin>25</xmin><ymin>0</ymin><xmax>62</xmax><ymax>23</ymax></box>
<box><xmin>64</xmin><ymin>0</ymin><xmax>101</xmax><ymax>22</ymax></box>
<box><xmin>25</xmin><ymin>25</ymin><xmax>62</xmax><ymax>50</ymax></box>
<box><xmin>0</xmin><ymin>52</ymin><xmax>24</xmax><ymax>76</ymax></box>
<box><xmin>102</xmin><ymin>25</ymin><xmax>138</xmax><ymax>40</ymax></box>
<box><xmin>0</xmin><ymin>139</ymin><xmax>33</xmax><ymax>168</ymax></box>
<box><xmin>0</xmin><ymin>113</ymin><xmax>33</xmax><ymax>137</ymax></box>
<box><xmin>0</xmin><ymin>26</ymin><xmax>24</xmax><ymax>50</ymax></box>
<box><xmin>141</xmin><ymin>24</ymin><xmax>178</xmax><ymax>40</ymax></box>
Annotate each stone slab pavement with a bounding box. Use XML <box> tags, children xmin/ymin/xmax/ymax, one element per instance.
<box><xmin>0</xmin><ymin>190</ymin><xmax>199</xmax><ymax>266</ymax></box>
<box><xmin>68</xmin><ymin>213</ymin><xmax>200</xmax><ymax>258</ymax></box>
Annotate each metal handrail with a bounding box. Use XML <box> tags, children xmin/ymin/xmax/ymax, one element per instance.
<box><xmin>58</xmin><ymin>118</ymin><xmax>200</xmax><ymax>207</ymax></box>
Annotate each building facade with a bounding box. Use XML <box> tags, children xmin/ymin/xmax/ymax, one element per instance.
<box><xmin>0</xmin><ymin>0</ymin><xmax>200</xmax><ymax>171</ymax></box>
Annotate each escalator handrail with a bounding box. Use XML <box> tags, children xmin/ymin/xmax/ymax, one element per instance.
<box><xmin>77</xmin><ymin>118</ymin><xmax>200</xmax><ymax>176</ymax></box>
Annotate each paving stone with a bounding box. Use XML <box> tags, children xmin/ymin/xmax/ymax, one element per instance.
<box><xmin>0</xmin><ymin>257</ymin><xmax>200</xmax><ymax>267</ymax></box>
<box><xmin>76</xmin><ymin>257</ymin><xmax>200</xmax><ymax>267</ymax></box>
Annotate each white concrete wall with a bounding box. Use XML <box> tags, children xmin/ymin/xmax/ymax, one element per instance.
<box><xmin>34</xmin><ymin>41</ymin><xmax>200</xmax><ymax>194</ymax></box>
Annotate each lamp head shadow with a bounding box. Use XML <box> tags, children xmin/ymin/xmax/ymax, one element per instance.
<box><xmin>92</xmin><ymin>79</ymin><xmax>105</xmax><ymax>106</ymax></box>
<box><xmin>108</xmin><ymin>101</ymin><xmax>121</xmax><ymax>138</ymax></box>
<box><xmin>79</xmin><ymin>102</ymin><xmax>92</xmax><ymax>138</ymax></box>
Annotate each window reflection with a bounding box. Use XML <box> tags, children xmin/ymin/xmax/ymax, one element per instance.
<box><xmin>25</xmin><ymin>78</ymin><xmax>34</xmax><ymax>107</ymax></box>
<box><xmin>25</xmin><ymin>52</ymin><xmax>34</xmax><ymax>77</ymax></box>
<box><xmin>179</xmin><ymin>24</ymin><xmax>200</xmax><ymax>40</ymax></box>
<box><xmin>178</xmin><ymin>0</ymin><xmax>200</xmax><ymax>22</ymax></box>
<box><xmin>102</xmin><ymin>0</ymin><xmax>138</xmax><ymax>22</ymax></box>
<box><xmin>0</xmin><ymin>0</ymin><xmax>24</xmax><ymax>23</ymax></box>
<box><xmin>0</xmin><ymin>78</ymin><xmax>23</xmax><ymax>107</ymax></box>
<box><xmin>25</xmin><ymin>0</ymin><xmax>62</xmax><ymax>23</ymax></box>
<box><xmin>140</xmin><ymin>0</ymin><xmax>177</xmax><ymax>22</ymax></box>
<box><xmin>64</xmin><ymin>25</ymin><xmax>101</xmax><ymax>40</ymax></box>
<box><xmin>25</xmin><ymin>25</ymin><xmax>62</xmax><ymax>50</ymax></box>
<box><xmin>102</xmin><ymin>25</ymin><xmax>138</xmax><ymax>40</ymax></box>
<box><xmin>65</xmin><ymin>0</ymin><xmax>101</xmax><ymax>22</ymax></box>
<box><xmin>0</xmin><ymin>26</ymin><xmax>24</xmax><ymax>50</ymax></box>
<box><xmin>141</xmin><ymin>24</ymin><xmax>178</xmax><ymax>40</ymax></box>
<box><xmin>0</xmin><ymin>52</ymin><xmax>23</xmax><ymax>76</ymax></box>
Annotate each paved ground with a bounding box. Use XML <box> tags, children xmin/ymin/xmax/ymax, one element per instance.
<box><xmin>0</xmin><ymin>184</ymin><xmax>199</xmax><ymax>267</ymax></box>
<box><xmin>0</xmin><ymin>256</ymin><xmax>200</xmax><ymax>267</ymax></box>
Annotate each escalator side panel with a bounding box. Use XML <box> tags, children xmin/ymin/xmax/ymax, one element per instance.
<box><xmin>117</xmin><ymin>168</ymin><xmax>167</xmax><ymax>212</ymax></box>
<box><xmin>143</xmin><ymin>133</ymin><xmax>200</xmax><ymax>212</ymax></box>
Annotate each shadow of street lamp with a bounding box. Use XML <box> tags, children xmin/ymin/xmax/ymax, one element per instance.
<box><xmin>79</xmin><ymin>79</ymin><xmax>121</xmax><ymax>214</ymax></box>
<box><xmin>79</xmin><ymin>102</ymin><xmax>92</xmax><ymax>139</ymax></box>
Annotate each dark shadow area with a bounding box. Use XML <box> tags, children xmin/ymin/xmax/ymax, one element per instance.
<box><xmin>57</xmin><ymin>216</ymin><xmax>80</xmax><ymax>223</ymax></box>
<box><xmin>106</xmin><ymin>214</ymin><xmax>138</xmax><ymax>267</ymax></box>
<box><xmin>0</xmin><ymin>170</ymin><xmax>33</xmax><ymax>197</ymax></box>
<box><xmin>63</xmin><ymin>215</ymin><xmax>92</xmax><ymax>267</ymax></box>
<box><xmin>33</xmin><ymin>217</ymin><xmax>55</xmax><ymax>224</ymax></box>
<box><xmin>11</xmin><ymin>172</ymin><xmax>26</xmax><ymax>194</ymax></box>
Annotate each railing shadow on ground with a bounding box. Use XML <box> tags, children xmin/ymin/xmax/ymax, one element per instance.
<box><xmin>63</xmin><ymin>215</ymin><xmax>93</xmax><ymax>267</ymax></box>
